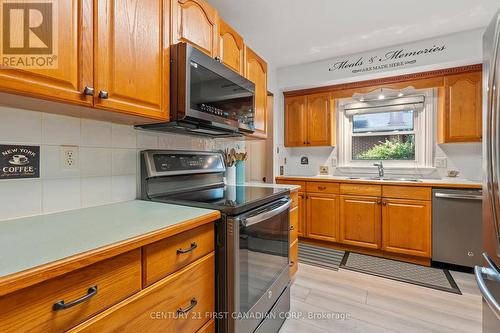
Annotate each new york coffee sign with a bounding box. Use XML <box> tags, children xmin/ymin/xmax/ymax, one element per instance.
<box><xmin>0</xmin><ymin>144</ymin><xmax>40</xmax><ymax>179</ymax></box>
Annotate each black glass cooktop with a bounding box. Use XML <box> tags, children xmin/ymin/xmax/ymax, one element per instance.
<box><xmin>151</xmin><ymin>185</ymin><xmax>289</xmax><ymax>215</ymax></box>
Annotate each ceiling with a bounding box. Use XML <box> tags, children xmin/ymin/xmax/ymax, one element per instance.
<box><xmin>208</xmin><ymin>0</ymin><xmax>500</xmax><ymax>68</ymax></box>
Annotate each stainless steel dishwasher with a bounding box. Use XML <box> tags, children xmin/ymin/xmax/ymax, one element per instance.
<box><xmin>432</xmin><ymin>188</ymin><xmax>483</xmax><ymax>268</ymax></box>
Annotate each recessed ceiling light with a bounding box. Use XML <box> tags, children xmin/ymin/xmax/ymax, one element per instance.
<box><xmin>378</xmin><ymin>94</ymin><xmax>385</xmax><ymax>100</ymax></box>
<box><xmin>398</xmin><ymin>92</ymin><xmax>404</xmax><ymax>97</ymax></box>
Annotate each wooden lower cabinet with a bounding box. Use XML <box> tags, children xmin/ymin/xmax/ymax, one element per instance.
<box><xmin>289</xmin><ymin>240</ymin><xmax>299</xmax><ymax>279</ymax></box>
<box><xmin>306</xmin><ymin>193</ymin><xmax>339</xmax><ymax>242</ymax></box>
<box><xmin>70</xmin><ymin>253</ymin><xmax>215</xmax><ymax>333</ymax></box>
<box><xmin>197</xmin><ymin>319</ymin><xmax>215</xmax><ymax>333</ymax></box>
<box><xmin>298</xmin><ymin>192</ymin><xmax>306</xmax><ymax>237</ymax></box>
<box><xmin>0</xmin><ymin>250</ymin><xmax>142</xmax><ymax>333</ymax></box>
<box><xmin>340</xmin><ymin>196</ymin><xmax>382</xmax><ymax>249</ymax></box>
<box><xmin>382</xmin><ymin>199</ymin><xmax>432</xmax><ymax>258</ymax></box>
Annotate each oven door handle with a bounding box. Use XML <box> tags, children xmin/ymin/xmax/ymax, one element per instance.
<box><xmin>243</xmin><ymin>199</ymin><xmax>291</xmax><ymax>227</ymax></box>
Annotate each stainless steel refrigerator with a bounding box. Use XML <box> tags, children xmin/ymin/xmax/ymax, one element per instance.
<box><xmin>480</xmin><ymin>9</ymin><xmax>500</xmax><ymax>332</ymax></box>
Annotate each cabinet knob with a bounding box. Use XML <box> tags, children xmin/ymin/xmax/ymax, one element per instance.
<box><xmin>318</xmin><ymin>186</ymin><xmax>327</xmax><ymax>190</ymax></box>
<box><xmin>382</xmin><ymin>201</ymin><xmax>387</xmax><ymax>206</ymax></box>
<box><xmin>98</xmin><ymin>90</ymin><xmax>109</xmax><ymax>99</ymax></box>
<box><xmin>377</xmin><ymin>201</ymin><xmax>382</xmax><ymax>205</ymax></box>
<box><xmin>214</xmin><ymin>56</ymin><xmax>222</xmax><ymax>63</ymax></box>
<box><xmin>290</xmin><ymin>225</ymin><xmax>294</xmax><ymax>230</ymax></box>
<box><xmin>289</xmin><ymin>261</ymin><xmax>295</xmax><ymax>267</ymax></box>
<box><xmin>83</xmin><ymin>86</ymin><xmax>95</xmax><ymax>96</ymax></box>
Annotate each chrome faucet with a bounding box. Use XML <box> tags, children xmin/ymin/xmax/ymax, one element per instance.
<box><xmin>373</xmin><ymin>162</ymin><xmax>384</xmax><ymax>178</ymax></box>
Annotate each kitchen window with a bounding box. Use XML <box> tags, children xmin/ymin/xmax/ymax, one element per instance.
<box><xmin>337</xmin><ymin>89</ymin><xmax>434</xmax><ymax>170</ymax></box>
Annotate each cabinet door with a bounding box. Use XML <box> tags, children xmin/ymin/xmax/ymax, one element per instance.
<box><xmin>0</xmin><ymin>0</ymin><xmax>93</xmax><ymax>105</ymax></box>
<box><xmin>285</xmin><ymin>96</ymin><xmax>307</xmax><ymax>147</ymax></box>
<box><xmin>340</xmin><ymin>196</ymin><xmax>381</xmax><ymax>249</ymax></box>
<box><xmin>217</xmin><ymin>19</ymin><xmax>244</xmax><ymax>75</ymax></box>
<box><xmin>298</xmin><ymin>192</ymin><xmax>306</xmax><ymax>237</ymax></box>
<box><xmin>442</xmin><ymin>71</ymin><xmax>482</xmax><ymax>142</ymax></box>
<box><xmin>95</xmin><ymin>0</ymin><xmax>168</xmax><ymax>119</ymax></box>
<box><xmin>307</xmin><ymin>93</ymin><xmax>333</xmax><ymax>146</ymax></box>
<box><xmin>382</xmin><ymin>199</ymin><xmax>431</xmax><ymax>258</ymax></box>
<box><xmin>172</xmin><ymin>0</ymin><xmax>218</xmax><ymax>57</ymax></box>
<box><xmin>306</xmin><ymin>193</ymin><xmax>339</xmax><ymax>242</ymax></box>
<box><xmin>245</xmin><ymin>46</ymin><xmax>268</xmax><ymax>138</ymax></box>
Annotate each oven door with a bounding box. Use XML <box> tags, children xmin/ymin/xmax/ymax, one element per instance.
<box><xmin>227</xmin><ymin>198</ymin><xmax>291</xmax><ymax>333</ymax></box>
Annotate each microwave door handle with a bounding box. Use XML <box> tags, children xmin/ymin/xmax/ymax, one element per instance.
<box><xmin>243</xmin><ymin>199</ymin><xmax>291</xmax><ymax>227</ymax></box>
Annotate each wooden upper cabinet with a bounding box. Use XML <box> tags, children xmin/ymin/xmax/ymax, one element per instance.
<box><xmin>0</xmin><ymin>0</ymin><xmax>93</xmax><ymax>105</ymax></box>
<box><xmin>245</xmin><ymin>46</ymin><xmax>268</xmax><ymax>138</ymax></box>
<box><xmin>285</xmin><ymin>96</ymin><xmax>307</xmax><ymax>146</ymax></box>
<box><xmin>217</xmin><ymin>19</ymin><xmax>244</xmax><ymax>75</ymax></box>
<box><xmin>284</xmin><ymin>93</ymin><xmax>335</xmax><ymax>147</ymax></box>
<box><xmin>439</xmin><ymin>71</ymin><xmax>482</xmax><ymax>143</ymax></box>
<box><xmin>382</xmin><ymin>198</ymin><xmax>431</xmax><ymax>258</ymax></box>
<box><xmin>94</xmin><ymin>0</ymin><xmax>168</xmax><ymax>119</ymax></box>
<box><xmin>172</xmin><ymin>0</ymin><xmax>218</xmax><ymax>57</ymax></box>
<box><xmin>340</xmin><ymin>196</ymin><xmax>382</xmax><ymax>249</ymax></box>
<box><xmin>306</xmin><ymin>193</ymin><xmax>339</xmax><ymax>242</ymax></box>
<box><xmin>307</xmin><ymin>93</ymin><xmax>334</xmax><ymax>146</ymax></box>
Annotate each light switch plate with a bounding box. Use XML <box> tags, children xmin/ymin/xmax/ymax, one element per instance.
<box><xmin>319</xmin><ymin>166</ymin><xmax>329</xmax><ymax>175</ymax></box>
<box><xmin>435</xmin><ymin>157</ymin><xmax>447</xmax><ymax>168</ymax></box>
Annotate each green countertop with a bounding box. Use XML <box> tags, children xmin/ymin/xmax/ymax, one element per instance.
<box><xmin>0</xmin><ymin>200</ymin><xmax>218</xmax><ymax>278</ymax></box>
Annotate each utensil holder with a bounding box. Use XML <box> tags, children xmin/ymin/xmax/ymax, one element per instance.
<box><xmin>236</xmin><ymin>161</ymin><xmax>245</xmax><ymax>185</ymax></box>
<box><xmin>226</xmin><ymin>166</ymin><xmax>236</xmax><ymax>185</ymax></box>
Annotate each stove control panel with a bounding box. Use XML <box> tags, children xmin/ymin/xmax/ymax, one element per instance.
<box><xmin>153</xmin><ymin>153</ymin><xmax>224</xmax><ymax>173</ymax></box>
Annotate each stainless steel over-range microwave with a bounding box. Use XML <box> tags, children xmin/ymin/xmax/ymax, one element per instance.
<box><xmin>136</xmin><ymin>43</ymin><xmax>256</xmax><ymax>137</ymax></box>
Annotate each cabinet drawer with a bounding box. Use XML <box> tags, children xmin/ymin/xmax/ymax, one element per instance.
<box><xmin>290</xmin><ymin>206</ymin><xmax>299</xmax><ymax>243</ymax></box>
<box><xmin>276</xmin><ymin>180</ymin><xmax>306</xmax><ymax>192</ymax></box>
<box><xmin>340</xmin><ymin>183</ymin><xmax>381</xmax><ymax>196</ymax></box>
<box><xmin>306</xmin><ymin>182</ymin><xmax>339</xmax><ymax>194</ymax></box>
<box><xmin>382</xmin><ymin>186</ymin><xmax>431</xmax><ymax>201</ymax></box>
<box><xmin>290</xmin><ymin>240</ymin><xmax>299</xmax><ymax>278</ymax></box>
<box><xmin>70</xmin><ymin>253</ymin><xmax>215</xmax><ymax>333</ymax></box>
<box><xmin>143</xmin><ymin>223</ymin><xmax>214</xmax><ymax>287</ymax></box>
<box><xmin>0</xmin><ymin>250</ymin><xmax>141</xmax><ymax>333</ymax></box>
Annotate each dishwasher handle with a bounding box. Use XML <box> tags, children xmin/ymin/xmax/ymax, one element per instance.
<box><xmin>434</xmin><ymin>192</ymin><xmax>483</xmax><ymax>201</ymax></box>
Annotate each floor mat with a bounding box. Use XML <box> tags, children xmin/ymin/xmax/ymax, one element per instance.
<box><xmin>298</xmin><ymin>243</ymin><xmax>345</xmax><ymax>271</ymax></box>
<box><xmin>340</xmin><ymin>251</ymin><xmax>461</xmax><ymax>294</ymax></box>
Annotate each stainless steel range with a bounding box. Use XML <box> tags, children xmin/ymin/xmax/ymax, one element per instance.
<box><xmin>140</xmin><ymin>150</ymin><xmax>291</xmax><ymax>333</ymax></box>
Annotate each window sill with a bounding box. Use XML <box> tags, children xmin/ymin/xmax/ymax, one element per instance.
<box><xmin>335</xmin><ymin>165</ymin><xmax>438</xmax><ymax>177</ymax></box>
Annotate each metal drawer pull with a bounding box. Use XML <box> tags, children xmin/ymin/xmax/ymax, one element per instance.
<box><xmin>176</xmin><ymin>242</ymin><xmax>197</xmax><ymax>254</ymax></box>
<box><xmin>52</xmin><ymin>286</ymin><xmax>98</xmax><ymax>311</ymax></box>
<box><xmin>434</xmin><ymin>193</ymin><xmax>483</xmax><ymax>200</ymax></box>
<box><xmin>83</xmin><ymin>86</ymin><xmax>95</xmax><ymax>96</ymax></box>
<box><xmin>318</xmin><ymin>186</ymin><xmax>327</xmax><ymax>190</ymax></box>
<box><xmin>177</xmin><ymin>298</ymin><xmax>198</xmax><ymax>315</ymax></box>
<box><xmin>98</xmin><ymin>90</ymin><xmax>109</xmax><ymax>99</ymax></box>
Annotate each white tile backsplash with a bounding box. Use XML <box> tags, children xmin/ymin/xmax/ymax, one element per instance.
<box><xmin>81</xmin><ymin>177</ymin><xmax>112</xmax><ymax>207</ymax></box>
<box><xmin>0</xmin><ymin>106</ymin><xmax>41</xmax><ymax>144</ymax></box>
<box><xmin>0</xmin><ymin>180</ymin><xmax>42</xmax><ymax>220</ymax></box>
<box><xmin>81</xmin><ymin>119</ymin><xmax>112</xmax><ymax>147</ymax></box>
<box><xmin>111</xmin><ymin>124</ymin><xmax>137</xmax><ymax>148</ymax></box>
<box><xmin>0</xmin><ymin>106</ymin><xmax>243</xmax><ymax>221</ymax></box>
<box><xmin>42</xmin><ymin>178</ymin><xmax>81</xmax><ymax>213</ymax></box>
<box><xmin>80</xmin><ymin>147</ymin><xmax>112</xmax><ymax>177</ymax></box>
<box><xmin>112</xmin><ymin>175</ymin><xmax>137</xmax><ymax>202</ymax></box>
<box><xmin>112</xmin><ymin>148</ymin><xmax>137</xmax><ymax>176</ymax></box>
<box><xmin>42</xmin><ymin>113</ymin><xmax>81</xmax><ymax>145</ymax></box>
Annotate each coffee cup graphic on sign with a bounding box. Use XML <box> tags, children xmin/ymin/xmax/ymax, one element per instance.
<box><xmin>9</xmin><ymin>154</ymin><xmax>29</xmax><ymax>165</ymax></box>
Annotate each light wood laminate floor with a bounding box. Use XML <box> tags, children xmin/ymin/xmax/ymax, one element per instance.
<box><xmin>280</xmin><ymin>263</ymin><xmax>482</xmax><ymax>333</ymax></box>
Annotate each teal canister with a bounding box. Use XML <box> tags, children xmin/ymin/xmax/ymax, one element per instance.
<box><xmin>235</xmin><ymin>160</ymin><xmax>245</xmax><ymax>185</ymax></box>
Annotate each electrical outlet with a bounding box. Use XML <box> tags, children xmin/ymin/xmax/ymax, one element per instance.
<box><xmin>435</xmin><ymin>157</ymin><xmax>447</xmax><ymax>168</ymax></box>
<box><xmin>60</xmin><ymin>146</ymin><xmax>79</xmax><ymax>170</ymax></box>
<box><xmin>319</xmin><ymin>166</ymin><xmax>329</xmax><ymax>175</ymax></box>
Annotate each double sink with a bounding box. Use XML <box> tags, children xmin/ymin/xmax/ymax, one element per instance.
<box><xmin>345</xmin><ymin>176</ymin><xmax>423</xmax><ymax>182</ymax></box>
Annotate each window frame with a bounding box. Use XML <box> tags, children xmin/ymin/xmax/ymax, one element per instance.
<box><xmin>336</xmin><ymin>89</ymin><xmax>434</xmax><ymax>171</ymax></box>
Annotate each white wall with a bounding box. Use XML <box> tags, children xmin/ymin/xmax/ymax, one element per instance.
<box><xmin>274</xmin><ymin>29</ymin><xmax>485</xmax><ymax>181</ymax></box>
<box><xmin>0</xmin><ymin>105</ymin><xmax>244</xmax><ymax>221</ymax></box>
